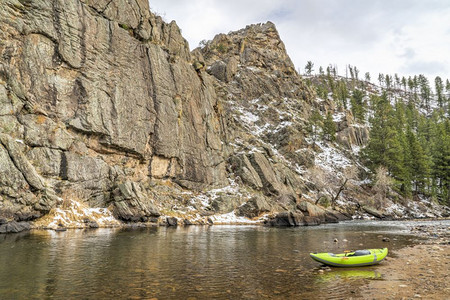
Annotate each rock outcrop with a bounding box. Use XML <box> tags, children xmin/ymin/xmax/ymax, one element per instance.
<box><xmin>0</xmin><ymin>0</ymin><xmax>227</xmax><ymax>226</ymax></box>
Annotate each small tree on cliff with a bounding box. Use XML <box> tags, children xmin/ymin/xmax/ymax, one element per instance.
<box><xmin>308</xmin><ymin>110</ymin><xmax>323</xmax><ymax>148</ymax></box>
<box><xmin>305</xmin><ymin>61</ymin><xmax>314</xmax><ymax>76</ymax></box>
<box><xmin>322</xmin><ymin>112</ymin><xmax>336</xmax><ymax>141</ymax></box>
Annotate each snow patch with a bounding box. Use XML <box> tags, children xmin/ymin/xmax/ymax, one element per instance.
<box><xmin>210</xmin><ymin>211</ymin><xmax>263</xmax><ymax>224</ymax></box>
<box><xmin>36</xmin><ymin>199</ymin><xmax>120</xmax><ymax>229</ymax></box>
<box><xmin>314</xmin><ymin>141</ymin><xmax>352</xmax><ymax>172</ymax></box>
<box><xmin>239</xmin><ymin>110</ymin><xmax>259</xmax><ymax>124</ymax></box>
<box><xmin>333</xmin><ymin>112</ymin><xmax>345</xmax><ymax>122</ymax></box>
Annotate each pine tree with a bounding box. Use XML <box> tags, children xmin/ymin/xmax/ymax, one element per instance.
<box><xmin>401</xmin><ymin>76</ymin><xmax>407</xmax><ymax>94</ymax></box>
<box><xmin>435</xmin><ymin>76</ymin><xmax>444</xmax><ymax>107</ymax></box>
<box><xmin>365</xmin><ymin>72</ymin><xmax>371</xmax><ymax>82</ymax></box>
<box><xmin>445</xmin><ymin>79</ymin><xmax>450</xmax><ymax>108</ymax></box>
<box><xmin>354</xmin><ymin>66</ymin><xmax>359</xmax><ymax>81</ymax></box>
<box><xmin>350</xmin><ymin>89</ymin><xmax>366</xmax><ymax>121</ymax></box>
<box><xmin>326</xmin><ymin>70</ymin><xmax>335</xmax><ymax>91</ymax></box>
<box><xmin>394</xmin><ymin>74</ymin><xmax>400</xmax><ymax>89</ymax></box>
<box><xmin>305</xmin><ymin>61</ymin><xmax>314</xmax><ymax>76</ymax></box>
<box><xmin>407</xmin><ymin>127</ymin><xmax>431</xmax><ymax>193</ymax></box>
<box><xmin>348</xmin><ymin>65</ymin><xmax>354</xmax><ymax>79</ymax></box>
<box><xmin>363</xmin><ymin>93</ymin><xmax>392</xmax><ymax>169</ymax></box>
<box><xmin>322</xmin><ymin>112</ymin><xmax>336</xmax><ymax>141</ymax></box>
<box><xmin>378</xmin><ymin>73</ymin><xmax>384</xmax><ymax>87</ymax></box>
<box><xmin>336</xmin><ymin>80</ymin><xmax>349</xmax><ymax>109</ymax></box>
<box><xmin>418</xmin><ymin>75</ymin><xmax>431</xmax><ymax>111</ymax></box>
<box><xmin>308</xmin><ymin>110</ymin><xmax>323</xmax><ymax>146</ymax></box>
<box><xmin>363</xmin><ymin>93</ymin><xmax>406</xmax><ymax>187</ymax></box>
<box><xmin>385</xmin><ymin>74</ymin><xmax>392</xmax><ymax>90</ymax></box>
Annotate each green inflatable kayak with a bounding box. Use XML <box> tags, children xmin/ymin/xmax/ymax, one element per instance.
<box><xmin>310</xmin><ymin>248</ymin><xmax>388</xmax><ymax>267</ymax></box>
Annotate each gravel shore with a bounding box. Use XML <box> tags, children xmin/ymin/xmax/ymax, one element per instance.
<box><xmin>362</xmin><ymin>222</ymin><xmax>450</xmax><ymax>299</ymax></box>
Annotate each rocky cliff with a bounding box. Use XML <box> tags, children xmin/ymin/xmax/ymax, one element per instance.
<box><xmin>0</xmin><ymin>0</ymin><xmax>229</xmax><ymax>226</ymax></box>
<box><xmin>1</xmin><ymin>1</ymin><xmax>447</xmax><ymax>232</ymax></box>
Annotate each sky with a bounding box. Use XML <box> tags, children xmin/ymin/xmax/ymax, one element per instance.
<box><xmin>149</xmin><ymin>0</ymin><xmax>450</xmax><ymax>82</ymax></box>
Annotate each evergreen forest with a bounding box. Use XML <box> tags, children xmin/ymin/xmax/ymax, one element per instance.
<box><xmin>305</xmin><ymin>63</ymin><xmax>450</xmax><ymax>206</ymax></box>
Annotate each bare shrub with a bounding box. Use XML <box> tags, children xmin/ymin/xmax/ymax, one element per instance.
<box><xmin>373</xmin><ymin>166</ymin><xmax>393</xmax><ymax>208</ymax></box>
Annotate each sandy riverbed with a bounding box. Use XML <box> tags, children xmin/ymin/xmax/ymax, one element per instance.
<box><xmin>362</xmin><ymin>226</ymin><xmax>449</xmax><ymax>299</ymax></box>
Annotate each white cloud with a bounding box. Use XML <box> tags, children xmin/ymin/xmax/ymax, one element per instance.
<box><xmin>149</xmin><ymin>0</ymin><xmax>450</xmax><ymax>81</ymax></box>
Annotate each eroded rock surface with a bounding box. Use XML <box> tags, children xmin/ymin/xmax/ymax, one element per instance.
<box><xmin>0</xmin><ymin>0</ymin><xmax>226</xmax><ymax>225</ymax></box>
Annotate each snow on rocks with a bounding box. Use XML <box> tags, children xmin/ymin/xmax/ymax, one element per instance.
<box><xmin>332</xmin><ymin>112</ymin><xmax>346</xmax><ymax>122</ymax></box>
<box><xmin>210</xmin><ymin>211</ymin><xmax>263</xmax><ymax>225</ymax></box>
<box><xmin>34</xmin><ymin>200</ymin><xmax>120</xmax><ymax>229</ymax></box>
<box><xmin>188</xmin><ymin>179</ymin><xmax>244</xmax><ymax>211</ymax></box>
<box><xmin>314</xmin><ymin>141</ymin><xmax>352</xmax><ymax>173</ymax></box>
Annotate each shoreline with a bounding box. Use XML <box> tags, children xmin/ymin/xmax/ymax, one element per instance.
<box><xmin>2</xmin><ymin>216</ymin><xmax>450</xmax><ymax>234</ymax></box>
<box><xmin>360</xmin><ymin>221</ymin><xmax>450</xmax><ymax>300</ymax></box>
<box><xmin>361</xmin><ymin>245</ymin><xmax>450</xmax><ymax>299</ymax></box>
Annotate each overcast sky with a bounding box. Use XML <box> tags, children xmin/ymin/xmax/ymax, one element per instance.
<box><xmin>149</xmin><ymin>0</ymin><xmax>450</xmax><ymax>82</ymax></box>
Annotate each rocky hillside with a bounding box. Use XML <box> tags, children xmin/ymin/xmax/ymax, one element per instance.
<box><xmin>0</xmin><ymin>1</ymin><xmax>448</xmax><ymax>233</ymax></box>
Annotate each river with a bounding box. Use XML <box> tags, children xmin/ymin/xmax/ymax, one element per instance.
<box><xmin>1</xmin><ymin>220</ymin><xmax>446</xmax><ymax>299</ymax></box>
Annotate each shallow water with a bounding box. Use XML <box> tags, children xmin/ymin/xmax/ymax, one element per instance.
<box><xmin>1</xmin><ymin>220</ymin><xmax>447</xmax><ymax>299</ymax></box>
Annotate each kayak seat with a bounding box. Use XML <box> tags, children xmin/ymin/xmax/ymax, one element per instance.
<box><xmin>348</xmin><ymin>250</ymin><xmax>371</xmax><ymax>256</ymax></box>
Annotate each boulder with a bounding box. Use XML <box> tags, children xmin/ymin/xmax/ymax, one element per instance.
<box><xmin>210</xmin><ymin>195</ymin><xmax>238</xmax><ymax>214</ymax></box>
<box><xmin>303</xmin><ymin>216</ymin><xmax>321</xmax><ymax>226</ymax></box>
<box><xmin>323</xmin><ymin>211</ymin><xmax>339</xmax><ymax>223</ymax></box>
<box><xmin>26</xmin><ymin>148</ymin><xmax>63</xmax><ymax>177</ymax></box>
<box><xmin>237</xmin><ymin>196</ymin><xmax>271</xmax><ymax>218</ymax></box>
<box><xmin>266</xmin><ymin>211</ymin><xmax>304</xmax><ymax>226</ymax></box>
<box><xmin>363</xmin><ymin>206</ymin><xmax>385</xmax><ymax>219</ymax></box>
<box><xmin>0</xmin><ymin>221</ymin><xmax>31</xmax><ymax>234</ymax></box>
<box><xmin>61</xmin><ymin>152</ymin><xmax>110</xmax><ymax>183</ymax></box>
<box><xmin>166</xmin><ymin>217</ymin><xmax>178</xmax><ymax>226</ymax></box>
<box><xmin>207</xmin><ymin>57</ymin><xmax>238</xmax><ymax>82</ymax></box>
<box><xmin>276</xmin><ymin>194</ymin><xmax>297</xmax><ymax>209</ymax></box>
<box><xmin>297</xmin><ymin>201</ymin><xmax>325</xmax><ymax>218</ymax></box>
<box><xmin>0</xmin><ymin>133</ymin><xmax>45</xmax><ymax>191</ymax></box>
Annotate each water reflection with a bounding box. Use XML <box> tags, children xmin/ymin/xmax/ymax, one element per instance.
<box><xmin>316</xmin><ymin>269</ymin><xmax>383</xmax><ymax>282</ymax></box>
<box><xmin>0</xmin><ymin>221</ymin><xmax>442</xmax><ymax>299</ymax></box>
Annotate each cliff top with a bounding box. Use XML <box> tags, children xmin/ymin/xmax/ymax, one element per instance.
<box><xmin>197</xmin><ymin>21</ymin><xmax>296</xmax><ymax>74</ymax></box>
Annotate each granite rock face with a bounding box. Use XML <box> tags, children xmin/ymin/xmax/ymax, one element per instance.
<box><xmin>0</xmin><ymin>0</ymin><xmax>226</xmax><ymax>223</ymax></box>
<box><xmin>195</xmin><ymin>22</ymin><xmax>323</xmax><ymax>218</ymax></box>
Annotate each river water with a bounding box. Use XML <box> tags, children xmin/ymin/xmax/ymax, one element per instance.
<box><xmin>0</xmin><ymin>220</ymin><xmax>446</xmax><ymax>299</ymax></box>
